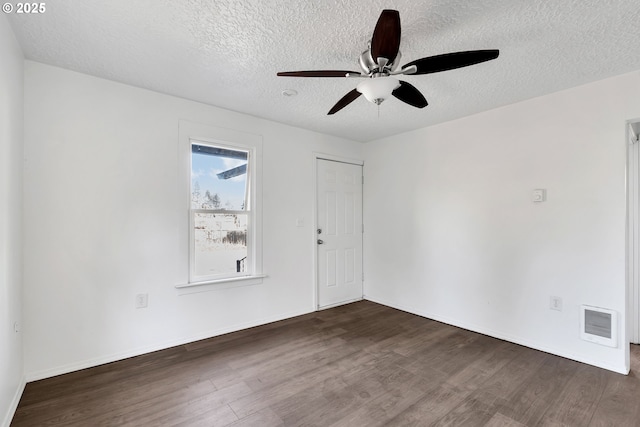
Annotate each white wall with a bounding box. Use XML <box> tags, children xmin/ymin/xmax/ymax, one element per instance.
<box><xmin>19</xmin><ymin>56</ymin><xmax>640</xmax><ymax>381</ymax></box>
<box><xmin>364</xmin><ymin>71</ymin><xmax>640</xmax><ymax>374</ymax></box>
<box><xmin>0</xmin><ymin>14</ymin><xmax>24</xmax><ymax>427</ymax></box>
<box><xmin>23</xmin><ymin>61</ymin><xmax>363</xmax><ymax>379</ymax></box>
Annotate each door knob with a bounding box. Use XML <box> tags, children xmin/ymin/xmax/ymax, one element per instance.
<box><xmin>317</xmin><ymin>239</ymin><xmax>324</xmax><ymax>245</ymax></box>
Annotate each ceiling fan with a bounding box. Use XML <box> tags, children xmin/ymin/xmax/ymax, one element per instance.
<box><xmin>277</xmin><ymin>9</ymin><xmax>499</xmax><ymax>115</ymax></box>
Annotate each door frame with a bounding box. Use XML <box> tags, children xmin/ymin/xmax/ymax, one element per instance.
<box><xmin>312</xmin><ymin>152</ymin><xmax>364</xmax><ymax>310</ymax></box>
<box><xmin>627</xmin><ymin>120</ymin><xmax>640</xmax><ymax>344</ymax></box>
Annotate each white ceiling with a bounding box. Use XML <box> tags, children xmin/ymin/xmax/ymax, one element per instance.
<box><xmin>7</xmin><ymin>0</ymin><xmax>640</xmax><ymax>142</ymax></box>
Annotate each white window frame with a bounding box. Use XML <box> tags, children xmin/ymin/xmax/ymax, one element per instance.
<box><xmin>177</xmin><ymin>121</ymin><xmax>263</xmax><ymax>290</ymax></box>
<box><xmin>190</xmin><ymin>144</ymin><xmax>251</xmax><ymax>282</ymax></box>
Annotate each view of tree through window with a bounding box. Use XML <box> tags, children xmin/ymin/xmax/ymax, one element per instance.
<box><xmin>191</xmin><ymin>143</ymin><xmax>250</xmax><ymax>279</ymax></box>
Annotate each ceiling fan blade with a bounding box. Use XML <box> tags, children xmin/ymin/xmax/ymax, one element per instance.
<box><xmin>277</xmin><ymin>70</ymin><xmax>362</xmax><ymax>78</ymax></box>
<box><xmin>328</xmin><ymin>89</ymin><xmax>362</xmax><ymax>115</ymax></box>
<box><xmin>402</xmin><ymin>50</ymin><xmax>499</xmax><ymax>75</ymax></box>
<box><xmin>371</xmin><ymin>9</ymin><xmax>401</xmax><ymax>64</ymax></box>
<box><xmin>392</xmin><ymin>81</ymin><xmax>428</xmax><ymax>108</ymax></box>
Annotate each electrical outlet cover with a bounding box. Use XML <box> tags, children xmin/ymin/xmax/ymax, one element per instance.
<box><xmin>136</xmin><ymin>293</ymin><xmax>148</xmax><ymax>308</ymax></box>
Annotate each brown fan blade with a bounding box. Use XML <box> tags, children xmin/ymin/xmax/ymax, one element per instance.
<box><xmin>370</xmin><ymin>9</ymin><xmax>401</xmax><ymax>64</ymax></box>
<box><xmin>277</xmin><ymin>70</ymin><xmax>361</xmax><ymax>78</ymax></box>
<box><xmin>402</xmin><ymin>50</ymin><xmax>499</xmax><ymax>75</ymax></box>
<box><xmin>392</xmin><ymin>81</ymin><xmax>428</xmax><ymax>108</ymax></box>
<box><xmin>328</xmin><ymin>89</ymin><xmax>362</xmax><ymax>115</ymax></box>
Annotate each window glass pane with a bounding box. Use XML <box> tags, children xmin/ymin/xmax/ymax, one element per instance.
<box><xmin>191</xmin><ymin>144</ymin><xmax>248</xmax><ymax>210</ymax></box>
<box><xmin>194</xmin><ymin>213</ymin><xmax>248</xmax><ymax>276</ymax></box>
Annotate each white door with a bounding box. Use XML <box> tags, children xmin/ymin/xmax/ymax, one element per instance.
<box><xmin>316</xmin><ymin>159</ymin><xmax>363</xmax><ymax>309</ymax></box>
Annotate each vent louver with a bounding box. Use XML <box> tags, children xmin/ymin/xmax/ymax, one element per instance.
<box><xmin>580</xmin><ymin>305</ymin><xmax>617</xmax><ymax>347</ymax></box>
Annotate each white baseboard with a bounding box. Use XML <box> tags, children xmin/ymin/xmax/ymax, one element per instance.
<box><xmin>2</xmin><ymin>375</ymin><xmax>26</xmax><ymax>427</ymax></box>
<box><xmin>364</xmin><ymin>295</ymin><xmax>629</xmax><ymax>375</ymax></box>
<box><xmin>26</xmin><ymin>307</ymin><xmax>314</xmax><ymax>382</ymax></box>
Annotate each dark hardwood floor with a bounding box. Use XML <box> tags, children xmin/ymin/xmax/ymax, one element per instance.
<box><xmin>11</xmin><ymin>301</ymin><xmax>640</xmax><ymax>426</ymax></box>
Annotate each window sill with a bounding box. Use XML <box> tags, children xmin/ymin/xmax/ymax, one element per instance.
<box><xmin>175</xmin><ymin>274</ymin><xmax>267</xmax><ymax>293</ymax></box>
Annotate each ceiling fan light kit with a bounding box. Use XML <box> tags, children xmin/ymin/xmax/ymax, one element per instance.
<box><xmin>277</xmin><ymin>9</ymin><xmax>499</xmax><ymax>115</ymax></box>
<box><xmin>357</xmin><ymin>77</ymin><xmax>400</xmax><ymax>105</ymax></box>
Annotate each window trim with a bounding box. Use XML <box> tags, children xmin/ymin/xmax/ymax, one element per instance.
<box><xmin>178</xmin><ymin>121</ymin><xmax>263</xmax><ymax>290</ymax></box>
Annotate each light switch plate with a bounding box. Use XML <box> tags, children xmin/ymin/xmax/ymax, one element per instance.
<box><xmin>532</xmin><ymin>189</ymin><xmax>546</xmax><ymax>202</ymax></box>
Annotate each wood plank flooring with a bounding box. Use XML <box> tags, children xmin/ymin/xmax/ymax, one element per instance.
<box><xmin>11</xmin><ymin>301</ymin><xmax>640</xmax><ymax>426</ymax></box>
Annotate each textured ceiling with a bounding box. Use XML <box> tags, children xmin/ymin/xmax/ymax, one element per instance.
<box><xmin>7</xmin><ymin>0</ymin><xmax>640</xmax><ymax>142</ymax></box>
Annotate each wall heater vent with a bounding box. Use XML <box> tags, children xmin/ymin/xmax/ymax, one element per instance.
<box><xmin>580</xmin><ymin>305</ymin><xmax>617</xmax><ymax>347</ymax></box>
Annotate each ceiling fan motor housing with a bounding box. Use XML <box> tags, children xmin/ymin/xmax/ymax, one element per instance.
<box><xmin>359</xmin><ymin>49</ymin><xmax>401</xmax><ymax>74</ymax></box>
<box><xmin>359</xmin><ymin>50</ymin><xmax>376</xmax><ymax>73</ymax></box>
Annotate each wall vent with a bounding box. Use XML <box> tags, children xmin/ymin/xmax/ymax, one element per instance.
<box><xmin>580</xmin><ymin>305</ymin><xmax>617</xmax><ymax>347</ymax></box>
